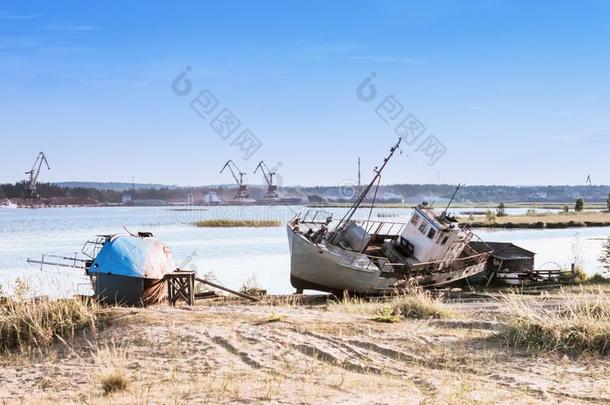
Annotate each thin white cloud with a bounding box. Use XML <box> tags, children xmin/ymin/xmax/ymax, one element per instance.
<box><xmin>44</xmin><ymin>22</ymin><xmax>99</xmax><ymax>32</ymax></box>
<box><xmin>292</xmin><ymin>40</ymin><xmax>364</xmax><ymax>61</ymax></box>
<box><xmin>0</xmin><ymin>10</ymin><xmax>41</xmax><ymax>20</ymax></box>
<box><xmin>348</xmin><ymin>55</ymin><xmax>426</xmax><ymax>65</ymax></box>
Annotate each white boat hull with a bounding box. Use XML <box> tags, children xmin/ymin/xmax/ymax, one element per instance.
<box><xmin>288</xmin><ymin>225</ymin><xmax>394</xmax><ymax>293</ymax></box>
<box><xmin>287</xmin><ymin>224</ymin><xmax>487</xmax><ymax>294</ymax></box>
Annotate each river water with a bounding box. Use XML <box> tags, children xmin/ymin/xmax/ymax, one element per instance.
<box><xmin>0</xmin><ymin>206</ymin><xmax>608</xmax><ymax>297</ymax></box>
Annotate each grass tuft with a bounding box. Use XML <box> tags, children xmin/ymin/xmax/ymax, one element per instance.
<box><xmin>389</xmin><ymin>291</ymin><xmax>455</xmax><ymax>320</ymax></box>
<box><xmin>253</xmin><ymin>311</ymin><xmax>285</xmax><ymax>325</ymax></box>
<box><xmin>371</xmin><ymin>306</ymin><xmax>400</xmax><ymax>323</ymax></box>
<box><xmin>100</xmin><ymin>369</ymin><xmax>130</xmax><ymax>395</ymax></box>
<box><xmin>194</xmin><ymin>219</ymin><xmax>281</xmax><ymax>228</ymax></box>
<box><xmin>497</xmin><ymin>290</ymin><xmax>610</xmax><ymax>355</ymax></box>
<box><xmin>0</xmin><ymin>298</ymin><xmax>97</xmax><ymax>353</ymax></box>
<box><xmin>331</xmin><ymin>291</ymin><xmax>454</xmax><ymax>321</ymax></box>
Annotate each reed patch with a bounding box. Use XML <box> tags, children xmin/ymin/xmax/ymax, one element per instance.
<box><xmin>194</xmin><ymin>219</ymin><xmax>281</xmax><ymax>228</ymax></box>
<box><xmin>497</xmin><ymin>290</ymin><xmax>610</xmax><ymax>355</ymax></box>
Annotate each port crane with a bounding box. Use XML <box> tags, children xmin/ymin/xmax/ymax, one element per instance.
<box><xmin>25</xmin><ymin>152</ymin><xmax>50</xmax><ymax>198</ymax></box>
<box><xmin>220</xmin><ymin>160</ymin><xmax>249</xmax><ymax>199</ymax></box>
<box><xmin>254</xmin><ymin>161</ymin><xmax>279</xmax><ymax>199</ymax></box>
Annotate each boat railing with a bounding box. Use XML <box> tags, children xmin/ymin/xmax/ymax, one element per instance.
<box><xmin>81</xmin><ymin>236</ymin><xmax>108</xmax><ymax>260</ymax></box>
<box><xmin>299</xmin><ymin>209</ymin><xmax>334</xmax><ymax>224</ymax></box>
<box><xmin>412</xmin><ymin>251</ymin><xmax>490</xmax><ymax>273</ymax></box>
<box><xmin>340</xmin><ymin>244</ymin><xmax>490</xmax><ymax>274</ymax></box>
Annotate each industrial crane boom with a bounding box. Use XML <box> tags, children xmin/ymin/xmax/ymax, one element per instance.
<box><xmin>220</xmin><ymin>160</ymin><xmax>249</xmax><ymax>199</ymax></box>
<box><xmin>25</xmin><ymin>152</ymin><xmax>50</xmax><ymax>198</ymax></box>
<box><xmin>220</xmin><ymin>160</ymin><xmax>243</xmax><ymax>185</ymax></box>
<box><xmin>254</xmin><ymin>160</ymin><xmax>279</xmax><ymax>199</ymax></box>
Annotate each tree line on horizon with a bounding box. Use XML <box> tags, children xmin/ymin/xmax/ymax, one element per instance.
<box><xmin>1</xmin><ymin>181</ymin><xmax>610</xmax><ymax>204</ymax></box>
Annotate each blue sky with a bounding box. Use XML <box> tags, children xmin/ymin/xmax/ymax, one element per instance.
<box><xmin>1</xmin><ymin>0</ymin><xmax>609</xmax><ymax>187</ymax></box>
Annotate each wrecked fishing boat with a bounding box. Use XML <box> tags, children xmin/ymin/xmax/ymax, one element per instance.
<box><xmin>28</xmin><ymin>232</ymin><xmax>176</xmax><ymax>305</ymax></box>
<box><xmin>287</xmin><ymin>139</ymin><xmax>492</xmax><ymax>294</ymax></box>
<box><xmin>28</xmin><ymin>231</ymin><xmax>261</xmax><ymax>305</ymax></box>
<box><xmin>81</xmin><ymin>232</ymin><xmax>175</xmax><ymax>305</ymax></box>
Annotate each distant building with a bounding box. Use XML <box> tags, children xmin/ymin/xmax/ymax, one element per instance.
<box><xmin>380</xmin><ymin>192</ymin><xmax>404</xmax><ymax>203</ymax></box>
<box><xmin>203</xmin><ymin>192</ymin><xmax>222</xmax><ymax>205</ymax></box>
<box><xmin>121</xmin><ymin>192</ymin><xmax>133</xmax><ymax>205</ymax></box>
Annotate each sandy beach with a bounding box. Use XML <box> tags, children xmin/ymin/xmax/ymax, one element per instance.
<box><xmin>2</xmin><ymin>291</ymin><xmax>609</xmax><ymax>404</ymax></box>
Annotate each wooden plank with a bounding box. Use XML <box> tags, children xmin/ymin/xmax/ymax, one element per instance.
<box><xmin>195</xmin><ymin>278</ymin><xmax>260</xmax><ymax>302</ymax></box>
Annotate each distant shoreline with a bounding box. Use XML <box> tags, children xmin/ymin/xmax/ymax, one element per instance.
<box><xmin>309</xmin><ymin>202</ymin><xmax>609</xmax><ymax>210</ymax></box>
<box><xmin>2</xmin><ymin>201</ymin><xmax>610</xmax><ymax>211</ymax></box>
<box><xmin>461</xmin><ymin>211</ymin><xmax>610</xmax><ymax>229</ymax></box>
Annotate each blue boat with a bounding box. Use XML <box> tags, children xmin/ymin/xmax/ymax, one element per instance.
<box><xmin>84</xmin><ymin>232</ymin><xmax>176</xmax><ymax>305</ymax></box>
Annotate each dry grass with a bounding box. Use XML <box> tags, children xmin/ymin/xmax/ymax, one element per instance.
<box><xmin>498</xmin><ymin>289</ymin><xmax>610</xmax><ymax>355</ymax></box>
<box><xmin>100</xmin><ymin>369</ymin><xmax>130</xmax><ymax>395</ymax></box>
<box><xmin>3</xmin><ymin>300</ymin><xmax>610</xmax><ymax>403</ymax></box>
<box><xmin>194</xmin><ymin>219</ymin><xmax>281</xmax><ymax>227</ymax></box>
<box><xmin>331</xmin><ymin>291</ymin><xmax>455</xmax><ymax>321</ymax></box>
<box><xmin>92</xmin><ymin>341</ymin><xmax>131</xmax><ymax>396</ymax></box>
<box><xmin>389</xmin><ymin>292</ymin><xmax>455</xmax><ymax>320</ymax></box>
<box><xmin>0</xmin><ymin>298</ymin><xmax>97</xmax><ymax>353</ymax></box>
<box><xmin>252</xmin><ymin>311</ymin><xmax>285</xmax><ymax>325</ymax></box>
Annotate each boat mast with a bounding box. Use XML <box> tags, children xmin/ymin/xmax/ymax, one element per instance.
<box><xmin>329</xmin><ymin>138</ymin><xmax>402</xmax><ymax>243</ymax></box>
<box><xmin>441</xmin><ymin>183</ymin><xmax>463</xmax><ymax>218</ymax></box>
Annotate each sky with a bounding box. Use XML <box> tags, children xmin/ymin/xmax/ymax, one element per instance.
<box><xmin>1</xmin><ymin>0</ymin><xmax>609</xmax><ymax>187</ymax></box>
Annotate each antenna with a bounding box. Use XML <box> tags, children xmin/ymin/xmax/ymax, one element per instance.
<box><xmin>586</xmin><ymin>175</ymin><xmax>592</xmax><ymax>185</ymax></box>
<box><xmin>441</xmin><ymin>183</ymin><xmax>463</xmax><ymax>218</ymax></box>
<box><xmin>357</xmin><ymin>158</ymin><xmax>361</xmax><ymax>195</ymax></box>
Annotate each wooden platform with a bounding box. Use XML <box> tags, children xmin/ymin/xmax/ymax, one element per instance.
<box><xmin>165</xmin><ymin>270</ymin><xmax>196</xmax><ymax>306</ymax></box>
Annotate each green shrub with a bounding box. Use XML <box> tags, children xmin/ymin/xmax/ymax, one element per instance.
<box><xmin>371</xmin><ymin>306</ymin><xmax>400</xmax><ymax>323</ymax></box>
<box><xmin>573</xmin><ymin>266</ymin><xmax>589</xmax><ymax>283</ymax></box>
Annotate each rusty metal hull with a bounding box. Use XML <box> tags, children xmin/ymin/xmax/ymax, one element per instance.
<box><xmin>92</xmin><ymin>273</ymin><xmax>167</xmax><ymax>306</ymax></box>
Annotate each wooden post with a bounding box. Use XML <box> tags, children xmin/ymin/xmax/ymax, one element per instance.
<box><xmin>571</xmin><ymin>263</ymin><xmax>576</xmax><ymax>282</ymax></box>
<box><xmin>189</xmin><ymin>272</ymin><xmax>195</xmax><ymax>305</ymax></box>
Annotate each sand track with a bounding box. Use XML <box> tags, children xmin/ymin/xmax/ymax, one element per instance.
<box><xmin>1</xmin><ymin>302</ymin><xmax>609</xmax><ymax>403</ymax></box>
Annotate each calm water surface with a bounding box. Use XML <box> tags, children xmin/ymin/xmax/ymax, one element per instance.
<box><xmin>0</xmin><ymin>206</ymin><xmax>608</xmax><ymax>296</ymax></box>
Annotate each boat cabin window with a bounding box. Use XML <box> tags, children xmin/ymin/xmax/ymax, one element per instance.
<box><xmin>427</xmin><ymin>228</ymin><xmax>436</xmax><ymax>240</ymax></box>
<box><xmin>440</xmin><ymin>235</ymin><xmax>449</xmax><ymax>245</ymax></box>
<box><xmin>418</xmin><ymin>222</ymin><xmax>428</xmax><ymax>235</ymax></box>
<box><xmin>410</xmin><ymin>214</ymin><xmax>420</xmax><ymax>225</ymax></box>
